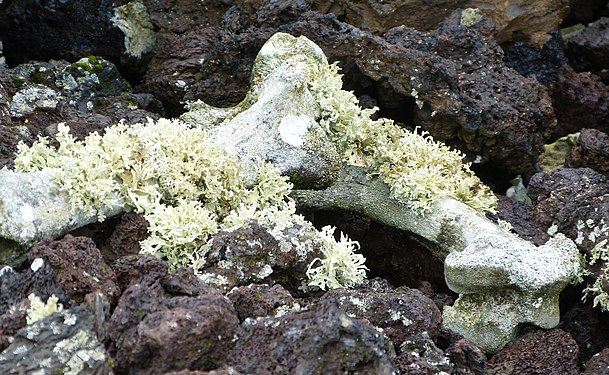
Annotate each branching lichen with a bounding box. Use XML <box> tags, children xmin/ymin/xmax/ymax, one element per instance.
<box><xmin>13</xmin><ymin>118</ymin><xmax>366</xmax><ymax>288</ymax></box>
<box><xmin>306</xmin><ymin>226</ymin><xmax>368</xmax><ymax>290</ymax></box>
<box><xmin>308</xmin><ymin>62</ymin><xmax>497</xmax><ymax>214</ymax></box>
<box><xmin>26</xmin><ymin>293</ymin><xmax>63</xmax><ymax>324</ymax></box>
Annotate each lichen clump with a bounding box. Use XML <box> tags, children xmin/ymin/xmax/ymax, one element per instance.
<box><xmin>13</xmin><ymin>119</ymin><xmax>366</xmax><ymax>289</ymax></box>
<box><xmin>26</xmin><ymin>293</ymin><xmax>63</xmax><ymax>324</ymax></box>
<box><xmin>309</xmin><ymin>62</ymin><xmax>497</xmax><ymax>214</ymax></box>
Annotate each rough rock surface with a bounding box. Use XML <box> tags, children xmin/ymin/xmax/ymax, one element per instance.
<box><xmin>562</xmin><ymin>300</ymin><xmax>609</xmax><ymax>362</ymax></box>
<box><xmin>202</xmin><ymin>220</ymin><xmax>321</xmax><ymax>295</ymax></box>
<box><xmin>562</xmin><ymin>17</ymin><xmax>609</xmax><ymax>74</ymax></box>
<box><xmin>0</xmin><ymin>0</ymin><xmax>124</xmax><ymax>65</ymax></box>
<box><xmin>528</xmin><ymin>168</ymin><xmax>609</xmax><ymax>251</ymax></box>
<box><xmin>108</xmin><ymin>256</ymin><xmax>239</xmax><ymax>374</ymax></box>
<box><xmin>141</xmin><ymin>5</ymin><xmax>555</xmax><ymax>175</ymax></box>
<box><xmin>566</xmin><ymin>128</ymin><xmax>609</xmax><ymax>176</ymax></box>
<box><xmin>0</xmin><ymin>306</ymin><xmax>111</xmax><ymax>374</ymax></box>
<box><xmin>584</xmin><ymin>347</ymin><xmax>609</xmax><ymax>375</ymax></box>
<box><xmin>487</xmin><ymin>329</ymin><xmax>579</xmax><ymax>374</ymax></box>
<box><xmin>503</xmin><ymin>34</ymin><xmax>609</xmax><ymax>139</ymax></box>
<box><xmin>107</xmin><ymin>212</ymin><xmax>150</xmax><ymax>259</ymax></box>
<box><xmin>27</xmin><ymin>235</ymin><xmax>121</xmax><ymax>306</ymax></box>
<box><xmin>227</xmin><ymin>300</ymin><xmax>397</xmax><ymax>374</ymax></box>
<box><xmin>320</xmin><ymin>287</ymin><xmax>442</xmax><ymax>347</ymax></box>
<box><xmin>0</xmin><ymin>57</ymin><xmax>162</xmax><ymax>169</ymax></box>
<box><xmin>445</xmin><ymin>338</ymin><xmax>487</xmax><ymax>375</ymax></box>
<box><xmin>226</xmin><ymin>283</ymin><xmax>299</xmax><ymax>322</ymax></box>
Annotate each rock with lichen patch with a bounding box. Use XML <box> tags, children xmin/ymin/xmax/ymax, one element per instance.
<box><xmin>0</xmin><ymin>306</ymin><xmax>111</xmax><ymax>374</ymax></box>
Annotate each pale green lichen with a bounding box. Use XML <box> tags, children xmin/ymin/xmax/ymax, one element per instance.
<box><xmin>111</xmin><ymin>1</ymin><xmax>156</xmax><ymax>58</ymax></box>
<box><xmin>13</xmin><ymin>118</ymin><xmax>365</xmax><ymax>288</ymax></box>
<box><xmin>579</xmin><ymin>218</ymin><xmax>609</xmax><ymax>311</ymax></box>
<box><xmin>306</xmin><ymin>226</ymin><xmax>368</xmax><ymax>290</ymax></box>
<box><xmin>308</xmin><ymin>62</ymin><xmax>497</xmax><ymax>214</ymax></box>
<box><xmin>26</xmin><ymin>293</ymin><xmax>63</xmax><ymax>325</ymax></box>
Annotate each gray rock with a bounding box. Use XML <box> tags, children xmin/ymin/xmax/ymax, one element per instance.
<box><xmin>182</xmin><ymin>33</ymin><xmax>342</xmax><ymax>189</ymax></box>
<box><xmin>227</xmin><ymin>301</ymin><xmax>397</xmax><ymax>374</ymax></box>
<box><xmin>0</xmin><ymin>306</ymin><xmax>111</xmax><ymax>374</ymax></box>
<box><xmin>293</xmin><ymin>167</ymin><xmax>582</xmax><ymax>352</ymax></box>
<box><xmin>0</xmin><ymin>169</ymin><xmax>123</xmax><ymax>249</ymax></box>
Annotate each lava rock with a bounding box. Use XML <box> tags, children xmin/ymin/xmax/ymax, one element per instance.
<box><xmin>445</xmin><ymin>338</ymin><xmax>488</xmax><ymax>375</ymax></box>
<box><xmin>108</xmin><ymin>256</ymin><xmax>239</xmax><ymax>373</ymax></box>
<box><xmin>227</xmin><ymin>283</ymin><xmax>299</xmax><ymax>322</ymax></box>
<box><xmin>583</xmin><ymin>347</ymin><xmax>609</xmax><ymax>375</ymax></box>
<box><xmin>107</xmin><ymin>212</ymin><xmax>150</xmax><ymax>259</ymax></box>
<box><xmin>566</xmin><ymin>128</ymin><xmax>609</xmax><ymax>176</ymax></box>
<box><xmin>528</xmin><ymin>167</ymin><xmax>609</xmax><ymax>251</ymax></box>
<box><xmin>487</xmin><ymin>329</ymin><xmax>579</xmax><ymax>374</ymax></box>
<box><xmin>0</xmin><ymin>306</ymin><xmax>111</xmax><ymax>374</ymax></box>
<box><xmin>320</xmin><ymin>287</ymin><xmax>442</xmax><ymax>348</ymax></box>
<box><xmin>27</xmin><ymin>234</ymin><xmax>120</xmax><ymax>306</ymax></box>
<box><xmin>227</xmin><ymin>300</ymin><xmax>397</xmax><ymax>374</ymax></box>
<box><xmin>562</xmin><ymin>17</ymin><xmax>609</xmax><ymax>74</ymax></box>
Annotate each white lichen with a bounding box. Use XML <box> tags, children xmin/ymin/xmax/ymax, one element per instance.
<box><xmin>306</xmin><ymin>226</ymin><xmax>368</xmax><ymax>290</ymax></box>
<box><xmin>26</xmin><ymin>293</ymin><xmax>63</xmax><ymax>325</ymax></box>
<box><xmin>308</xmin><ymin>61</ymin><xmax>496</xmax><ymax>214</ymax></box>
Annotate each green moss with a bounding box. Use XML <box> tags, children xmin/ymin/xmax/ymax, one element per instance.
<box><xmin>10</xmin><ymin>75</ymin><xmax>25</xmax><ymax>87</ymax></box>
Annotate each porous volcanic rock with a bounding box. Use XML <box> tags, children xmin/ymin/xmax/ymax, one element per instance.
<box><xmin>503</xmin><ymin>34</ymin><xmax>609</xmax><ymax>139</ymax></box>
<box><xmin>27</xmin><ymin>234</ymin><xmax>121</xmax><ymax>306</ymax></box>
<box><xmin>150</xmin><ymin>5</ymin><xmax>554</xmax><ymax>175</ymax></box>
<box><xmin>107</xmin><ymin>256</ymin><xmax>239</xmax><ymax>374</ymax></box>
<box><xmin>445</xmin><ymin>338</ymin><xmax>488</xmax><ymax>375</ymax></box>
<box><xmin>562</xmin><ymin>17</ymin><xmax>609</xmax><ymax>74</ymax></box>
<box><xmin>227</xmin><ymin>300</ymin><xmax>397</xmax><ymax>374</ymax></box>
<box><xmin>0</xmin><ymin>57</ymin><xmax>162</xmax><ymax>168</ymax></box>
<box><xmin>583</xmin><ymin>347</ymin><xmax>609</xmax><ymax>375</ymax></box>
<box><xmin>226</xmin><ymin>283</ymin><xmax>299</xmax><ymax>322</ymax></box>
<box><xmin>562</xmin><ymin>300</ymin><xmax>609</xmax><ymax>363</ymax></box>
<box><xmin>566</xmin><ymin>128</ymin><xmax>609</xmax><ymax>176</ymax></box>
<box><xmin>0</xmin><ymin>306</ymin><xmax>111</xmax><ymax>374</ymax></box>
<box><xmin>487</xmin><ymin>329</ymin><xmax>579</xmax><ymax>374</ymax></box>
<box><xmin>528</xmin><ymin>167</ymin><xmax>609</xmax><ymax>251</ymax></box>
<box><xmin>320</xmin><ymin>286</ymin><xmax>442</xmax><ymax>348</ymax></box>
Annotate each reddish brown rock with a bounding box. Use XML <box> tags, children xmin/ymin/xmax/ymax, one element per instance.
<box><xmin>27</xmin><ymin>234</ymin><xmax>120</xmax><ymax>306</ymax></box>
<box><xmin>227</xmin><ymin>283</ymin><xmax>298</xmax><ymax>322</ymax></box>
<box><xmin>108</xmin><ymin>256</ymin><xmax>239</xmax><ymax>374</ymax></box>
<box><xmin>584</xmin><ymin>348</ymin><xmax>609</xmax><ymax>375</ymax></box>
<box><xmin>445</xmin><ymin>338</ymin><xmax>487</xmax><ymax>375</ymax></box>
<box><xmin>227</xmin><ymin>301</ymin><xmax>397</xmax><ymax>374</ymax></box>
<box><xmin>320</xmin><ymin>286</ymin><xmax>442</xmax><ymax>347</ymax></box>
<box><xmin>487</xmin><ymin>329</ymin><xmax>580</xmax><ymax>374</ymax></box>
<box><xmin>107</xmin><ymin>212</ymin><xmax>150</xmax><ymax>259</ymax></box>
<box><xmin>566</xmin><ymin>128</ymin><xmax>609</xmax><ymax>176</ymax></box>
<box><xmin>528</xmin><ymin>168</ymin><xmax>609</xmax><ymax>253</ymax></box>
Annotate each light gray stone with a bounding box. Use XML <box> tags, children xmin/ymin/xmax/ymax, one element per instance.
<box><xmin>0</xmin><ymin>170</ymin><xmax>123</xmax><ymax>248</ymax></box>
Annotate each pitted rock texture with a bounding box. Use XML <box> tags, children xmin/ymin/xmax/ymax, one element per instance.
<box><xmin>583</xmin><ymin>347</ymin><xmax>609</xmax><ymax>375</ymax></box>
<box><xmin>0</xmin><ymin>306</ymin><xmax>111</xmax><ymax>374</ymax></box>
<box><xmin>108</xmin><ymin>256</ymin><xmax>239</xmax><ymax>374</ymax></box>
<box><xmin>445</xmin><ymin>338</ymin><xmax>487</xmax><ymax>375</ymax></box>
<box><xmin>27</xmin><ymin>234</ymin><xmax>120</xmax><ymax>306</ymax></box>
<box><xmin>487</xmin><ymin>329</ymin><xmax>579</xmax><ymax>375</ymax></box>
<box><xmin>320</xmin><ymin>287</ymin><xmax>442</xmax><ymax>348</ymax></box>
<box><xmin>227</xmin><ymin>301</ymin><xmax>397</xmax><ymax>374</ymax></box>
<box><xmin>0</xmin><ymin>58</ymin><xmax>162</xmax><ymax>169</ymax></box>
<box><xmin>566</xmin><ymin>128</ymin><xmax>609</xmax><ymax>176</ymax></box>
<box><xmin>203</xmin><ymin>220</ymin><xmax>320</xmax><ymax>295</ymax></box>
<box><xmin>562</xmin><ymin>17</ymin><xmax>609</xmax><ymax>74</ymax></box>
<box><xmin>141</xmin><ymin>4</ymin><xmax>555</xmax><ymax>175</ymax></box>
<box><xmin>227</xmin><ymin>283</ymin><xmax>298</xmax><ymax>322</ymax></box>
<box><xmin>528</xmin><ymin>168</ymin><xmax>609</xmax><ymax>253</ymax></box>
